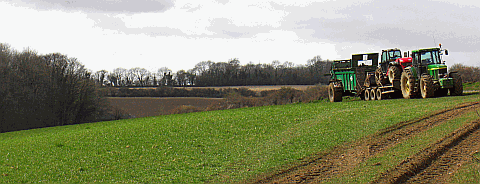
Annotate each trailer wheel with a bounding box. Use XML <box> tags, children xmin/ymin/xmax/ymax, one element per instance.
<box><xmin>376</xmin><ymin>88</ymin><xmax>382</xmax><ymax>100</ymax></box>
<box><xmin>370</xmin><ymin>88</ymin><xmax>376</xmax><ymax>101</ymax></box>
<box><xmin>401</xmin><ymin>69</ymin><xmax>415</xmax><ymax>99</ymax></box>
<box><xmin>365</xmin><ymin>89</ymin><xmax>370</xmax><ymax>101</ymax></box>
<box><xmin>328</xmin><ymin>83</ymin><xmax>343</xmax><ymax>102</ymax></box>
<box><xmin>420</xmin><ymin>75</ymin><xmax>434</xmax><ymax>99</ymax></box>
<box><xmin>450</xmin><ymin>73</ymin><xmax>463</xmax><ymax>96</ymax></box>
<box><xmin>388</xmin><ymin>66</ymin><xmax>401</xmax><ymax>84</ymax></box>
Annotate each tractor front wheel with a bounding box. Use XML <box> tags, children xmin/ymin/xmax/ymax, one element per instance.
<box><xmin>450</xmin><ymin>73</ymin><xmax>463</xmax><ymax>96</ymax></box>
<box><xmin>328</xmin><ymin>83</ymin><xmax>343</xmax><ymax>102</ymax></box>
<box><xmin>401</xmin><ymin>69</ymin><xmax>416</xmax><ymax>99</ymax></box>
<box><xmin>420</xmin><ymin>75</ymin><xmax>434</xmax><ymax>99</ymax></box>
<box><xmin>388</xmin><ymin>66</ymin><xmax>402</xmax><ymax>84</ymax></box>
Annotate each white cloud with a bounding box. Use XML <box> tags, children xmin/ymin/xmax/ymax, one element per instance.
<box><xmin>1</xmin><ymin>0</ymin><xmax>479</xmax><ymax>73</ymax></box>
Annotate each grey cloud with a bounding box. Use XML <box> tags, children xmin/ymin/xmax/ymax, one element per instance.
<box><xmin>88</xmin><ymin>13</ymin><xmax>126</xmax><ymax>30</ymax></box>
<box><xmin>6</xmin><ymin>0</ymin><xmax>174</xmax><ymax>13</ymax></box>
<box><xmin>86</xmin><ymin>13</ymin><xmax>185</xmax><ymax>37</ymax></box>
<box><xmin>216</xmin><ymin>0</ymin><xmax>229</xmax><ymax>5</ymax></box>
<box><xmin>127</xmin><ymin>27</ymin><xmax>185</xmax><ymax>37</ymax></box>
<box><xmin>280</xmin><ymin>0</ymin><xmax>480</xmax><ymax>52</ymax></box>
<box><xmin>207</xmin><ymin>18</ymin><xmax>271</xmax><ymax>38</ymax></box>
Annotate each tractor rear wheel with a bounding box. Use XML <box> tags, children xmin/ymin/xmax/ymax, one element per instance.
<box><xmin>370</xmin><ymin>88</ymin><xmax>376</xmax><ymax>101</ymax></box>
<box><xmin>376</xmin><ymin>88</ymin><xmax>383</xmax><ymax>100</ymax></box>
<box><xmin>388</xmin><ymin>66</ymin><xmax>401</xmax><ymax>84</ymax></box>
<box><xmin>420</xmin><ymin>75</ymin><xmax>434</xmax><ymax>99</ymax></box>
<box><xmin>401</xmin><ymin>69</ymin><xmax>416</xmax><ymax>99</ymax></box>
<box><xmin>365</xmin><ymin>89</ymin><xmax>370</xmax><ymax>101</ymax></box>
<box><xmin>328</xmin><ymin>83</ymin><xmax>343</xmax><ymax>102</ymax></box>
<box><xmin>375</xmin><ymin>67</ymin><xmax>387</xmax><ymax>86</ymax></box>
<box><xmin>450</xmin><ymin>73</ymin><xmax>463</xmax><ymax>96</ymax></box>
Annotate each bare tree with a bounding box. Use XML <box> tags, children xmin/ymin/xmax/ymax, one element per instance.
<box><xmin>157</xmin><ymin>67</ymin><xmax>172</xmax><ymax>86</ymax></box>
<box><xmin>193</xmin><ymin>61</ymin><xmax>212</xmax><ymax>76</ymax></box>
<box><xmin>108</xmin><ymin>67</ymin><xmax>126</xmax><ymax>86</ymax></box>
<box><xmin>93</xmin><ymin>70</ymin><xmax>108</xmax><ymax>86</ymax></box>
<box><xmin>175</xmin><ymin>70</ymin><xmax>188</xmax><ymax>86</ymax></box>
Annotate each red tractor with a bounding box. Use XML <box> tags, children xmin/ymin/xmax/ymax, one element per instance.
<box><xmin>375</xmin><ymin>48</ymin><xmax>413</xmax><ymax>87</ymax></box>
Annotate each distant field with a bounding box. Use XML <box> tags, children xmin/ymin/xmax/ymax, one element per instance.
<box><xmin>107</xmin><ymin>97</ymin><xmax>224</xmax><ymax>118</ymax></box>
<box><xmin>127</xmin><ymin>85</ymin><xmax>316</xmax><ymax>91</ymax></box>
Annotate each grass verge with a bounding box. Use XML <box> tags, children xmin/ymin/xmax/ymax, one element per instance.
<box><xmin>0</xmin><ymin>94</ymin><xmax>479</xmax><ymax>183</ymax></box>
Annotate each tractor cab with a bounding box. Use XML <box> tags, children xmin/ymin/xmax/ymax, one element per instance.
<box><xmin>380</xmin><ymin>48</ymin><xmax>402</xmax><ymax>72</ymax></box>
<box><xmin>411</xmin><ymin>48</ymin><xmax>448</xmax><ymax>80</ymax></box>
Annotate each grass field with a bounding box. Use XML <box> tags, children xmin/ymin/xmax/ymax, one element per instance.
<box><xmin>465</xmin><ymin>81</ymin><xmax>480</xmax><ymax>91</ymax></box>
<box><xmin>1</xmin><ymin>94</ymin><xmax>479</xmax><ymax>183</ymax></box>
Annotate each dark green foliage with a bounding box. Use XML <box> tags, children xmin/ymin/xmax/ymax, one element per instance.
<box><xmin>0</xmin><ymin>43</ymin><xmax>106</xmax><ymax>132</ymax></box>
<box><xmin>210</xmin><ymin>86</ymin><xmax>329</xmax><ymax>111</ymax></box>
<box><xmin>450</xmin><ymin>63</ymin><xmax>480</xmax><ymax>83</ymax></box>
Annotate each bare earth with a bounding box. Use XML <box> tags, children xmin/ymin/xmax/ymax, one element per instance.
<box><xmin>254</xmin><ymin>101</ymin><xmax>480</xmax><ymax>184</ymax></box>
<box><xmin>127</xmin><ymin>85</ymin><xmax>316</xmax><ymax>91</ymax></box>
<box><xmin>107</xmin><ymin>97</ymin><xmax>224</xmax><ymax>118</ymax></box>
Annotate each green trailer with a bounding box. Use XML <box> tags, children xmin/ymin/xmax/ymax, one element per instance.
<box><xmin>328</xmin><ymin>53</ymin><xmax>379</xmax><ymax>102</ymax></box>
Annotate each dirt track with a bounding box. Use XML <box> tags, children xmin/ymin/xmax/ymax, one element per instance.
<box><xmin>254</xmin><ymin>102</ymin><xmax>480</xmax><ymax>183</ymax></box>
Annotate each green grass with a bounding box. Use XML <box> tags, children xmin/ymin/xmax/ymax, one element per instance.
<box><xmin>0</xmin><ymin>94</ymin><xmax>479</xmax><ymax>183</ymax></box>
<box><xmin>452</xmin><ymin>157</ymin><xmax>480</xmax><ymax>183</ymax></box>
<box><xmin>464</xmin><ymin>82</ymin><xmax>480</xmax><ymax>91</ymax></box>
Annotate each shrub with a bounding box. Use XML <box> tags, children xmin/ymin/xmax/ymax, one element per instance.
<box><xmin>299</xmin><ymin>85</ymin><xmax>329</xmax><ymax>103</ymax></box>
<box><xmin>264</xmin><ymin>87</ymin><xmax>302</xmax><ymax>105</ymax></box>
<box><xmin>169</xmin><ymin>105</ymin><xmax>205</xmax><ymax>114</ymax></box>
<box><xmin>223</xmin><ymin>92</ymin><xmax>265</xmax><ymax>109</ymax></box>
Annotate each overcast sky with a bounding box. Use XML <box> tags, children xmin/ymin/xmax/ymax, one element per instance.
<box><xmin>1</xmin><ymin>0</ymin><xmax>479</xmax><ymax>73</ymax></box>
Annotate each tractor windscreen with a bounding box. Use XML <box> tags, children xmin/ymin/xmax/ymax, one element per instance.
<box><xmin>420</xmin><ymin>50</ymin><xmax>441</xmax><ymax>64</ymax></box>
<box><xmin>388</xmin><ymin>51</ymin><xmax>402</xmax><ymax>60</ymax></box>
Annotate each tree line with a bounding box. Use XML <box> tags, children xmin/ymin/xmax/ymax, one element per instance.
<box><xmin>0</xmin><ymin>43</ymin><xmax>106</xmax><ymax>132</ymax></box>
<box><xmin>450</xmin><ymin>63</ymin><xmax>480</xmax><ymax>83</ymax></box>
<box><xmin>92</xmin><ymin>56</ymin><xmax>333</xmax><ymax>87</ymax></box>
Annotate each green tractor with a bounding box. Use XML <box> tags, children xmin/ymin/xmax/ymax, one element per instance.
<box><xmin>400</xmin><ymin>45</ymin><xmax>463</xmax><ymax>99</ymax></box>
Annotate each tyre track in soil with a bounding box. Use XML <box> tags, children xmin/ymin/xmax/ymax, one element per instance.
<box><xmin>253</xmin><ymin>102</ymin><xmax>480</xmax><ymax>184</ymax></box>
<box><xmin>373</xmin><ymin>119</ymin><xmax>480</xmax><ymax>184</ymax></box>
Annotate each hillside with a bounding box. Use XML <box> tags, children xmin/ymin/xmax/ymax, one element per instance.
<box><xmin>0</xmin><ymin>93</ymin><xmax>479</xmax><ymax>183</ymax></box>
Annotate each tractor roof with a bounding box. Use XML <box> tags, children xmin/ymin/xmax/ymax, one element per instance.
<box><xmin>352</xmin><ymin>53</ymin><xmax>378</xmax><ymax>55</ymax></box>
<box><xmin>411</xmin><ymin>48</ymin><xmax>441</xmax><ymax>53</ymax></box>
<box><xmin>382</xmin><ymin>48</ymin><xmax>400</xmax><ymax>52</ymax></box>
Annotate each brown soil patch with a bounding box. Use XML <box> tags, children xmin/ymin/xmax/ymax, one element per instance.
<box><xmin>129</xmin><ymin>85</ymin><xmax>315</xmax><ymax>91</ymax></box>
<box><xmin>107</xmin><ymin>97</ymin><xmax>224</xmax><ymax>118</ymax></box>
<box><xmin>253</xmin><ymin>102</ymin><xmax>480</xmax><ymax>183</ymax></box>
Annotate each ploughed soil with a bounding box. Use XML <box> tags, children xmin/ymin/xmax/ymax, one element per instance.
<box><xmin>254</xmin><ymin>101</ymin><xmax>480</xmax><ymax>184</ymax></box>
<box><xmin>107</xmin><ymin>97</ymin><xmax>224</xmax><ymax>118</ymax></box>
